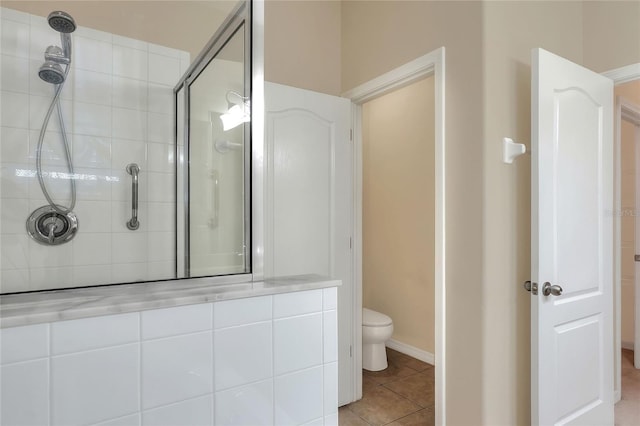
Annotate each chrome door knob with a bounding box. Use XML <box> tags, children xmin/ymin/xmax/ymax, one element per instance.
<box><xmin>542</xmin><ymin>282</ymin><xmax>563</xmax><ymax>296</ymax></box>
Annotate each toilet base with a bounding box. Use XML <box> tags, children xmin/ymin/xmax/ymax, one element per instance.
<box><xmin>362</xmin><ymin>342</ymin><xmax>388</xmax><ymax>371</ymax></box>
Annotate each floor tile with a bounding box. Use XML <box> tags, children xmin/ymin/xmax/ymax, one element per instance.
<box><xmin>615</xmin><ymin>399</ymin><xmax>640</xmax><ymax>426</ymax></box>
<box><xmin>363</xmin><ymin>362</ymin><xmax>418</xmax><ymax>385</ymax></box>
<box><xmin>383</xmin><ymin>371</ymin><xmax>435</xmax><ymax>408</ymax></box>
<box><xmin>387</xmin><ymin>407</ymin><xmax>435</xmax><ymax>426</ymax></box>
<box><xmin>338</xmin><ymin>407</ymin><xmax>370</xmax><ymax>426</ymax></box>
<box><xmin>387</xmin><ymin>349</ymin><xmax>433</xmax><ymax>373</ymax></box>
<box><xmin>347</xmin><ymin>385</ymin><xmax>421</xmax><ymax>426</ymax></box>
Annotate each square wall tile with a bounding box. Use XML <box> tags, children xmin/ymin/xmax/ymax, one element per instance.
<box><xmin>27</xmin><ymin>130</ymin><xmax>71</xmax><ymax>168</ymax></box>
<box><xmin>148</xmin><ymin>54</ymin><xmax>180</xmax><ymax>86</ymax></box>
<box><xmin>73</xmin><ymin>264</ymin><xmax>113</xmax><ymax>287</ymax></box>
<box><xmin>0</xmin><ymin>7</ymin><xmax>31</xmax><ymax>24</ymax></box>
<box><xmin>111</xmin><ymin>139</ymin><xmax>147</xmax><ymax>172</ymax></box>
<box><xmin>275</xmin><ymin>366</ymin><xmax>323</xmax><ymax>426</ymax></box>
<box><xmin>147</xmin><ymin>142</ymin><xmax>174</xmax><ymax>172</ymax></box>
<box><xmin>148</xmin><ymin>84</ymin><xmax>173</xmax><ymax>115</ymax></box>
<box><xmin>141</xmin><ymin>303</ymin><xmax>212</xmax><ymax>340</ymax></box>
<box><xmin>1</xmin><ymin>20</ymin><xmax>29</xmax><ymax>58</ymax></box>
<box><xmin>142</xmin><ymin>331</ymin><xmax>213</xmax><ymax>409</ymax></box>
<box><xmin>73</xmin><ymin>232</ymin><xmax>111</xmax><ymax>266</ymax></box>
<box><xmin>323</xmin><ymin>310</ymin><xmax>337</xmax><ymax>363</ymax></box>
<box><xmin>113</xmin><ymin>45</ymin><xmax>148</xmax><ymax>81</ymax></box>
<box><xmin>51</xmin><ymin>312</ymin><xmax>139</xmax><ymax>355</ymax></box>
<box><xmin>1</xmin><ymin>54</ymin><xmax>29</xmax><ymax>93</ymax></box>
<box><xmin>215</xmin><ymin>379</ymin><xmax>273</xmax><ymax>426</ymax></box>
<box><xmin>1</xmin><ymin>91</ymin><xmax>29</xmax><ymax>128</ymax></box>
<box><xmin>75</xmin><ymin>26</ymin><xmax>112</xmax><ymax>44</ymax></box>
<box><xmin>74</xmin><ymin>102</ymin><xmax>112</xmax><ymax>137</ymax></box>
<box><xmin>274</xmin><ymin>313</ymin><xmax>322</xmax><ymax>375</ymax></box>
<box><xmin>0</xmin><ymin>198</ymin><xmax>29</xmax><ymax>234</ymax></box>
<box><xmin>147</xmin><ymin>113</ymin><xmax>173</xmax><ymax>144</ymax></box>
<box><xmin>30</xmin><ymin>96</ymin><xmax>73</xmax><ymax>131</ymax></box>
<box><xmin>0</xmin><ymin>324</ymin><xmax>48</xmax><ymax>364</ymax></box>
<box><xmin>0</xmin><ymin>359</ymin><xmax>49</xmax><ymax>426</ymax></box>
<box><xmin>74</xmin><ymin>168</ymin><xmax>112</xmax><ymax>202</ymax></box>
<box><xmin>72</xmin><ymin>134</ymin><xmax>112</xmax><ymax>169</ymax></box>
<box><xmin>74</xmin><ymin>36</ymin><xmax>113</xmax><ymax>74</ymax></box>
<box><xmin>214</xmin><ymin>295</ymin><xmax>272</xmax><ymax>329</ymax></box>
<box><xmin>0</xmin><ymin>269</ymin><xmax>29</xmax><ymax>293</ymax></box>
<box><xmin>214</xmin><ymin>321</ymin><xmax>272</xmax><ymax>391</ymax></box>
<box><xmin>147</xmin><ymin>203</ymin><xmax>174</xmax><ymax>232</ymax></box>
<box><xmin>112</xmin><ymin>108</ymin><xmax>146</xmax><ymax>141</ymax></box>
<box><xmin>52</xmin><ymin>344</ymin><xmax>139</xmax><ymax>426</ymax></box>
<box><xmin>1</xmin><ymin>127</ymin><xmax>30</xmax><ymax>164</ymax></box>
<box><xmin>28</xmin><ymin>59</ymin><xmax>73</xmax><ymax>100</ymax></box>
<box><xmin>72</xmin><ymin>200</ymin><xmax>112</xmax><ymax>233</ymax></box>
<box><xmin>111</xmin><ymin>262</ymin><xmax>147</xmax><ymax>284</ymax></box>
<box><xmin>113</xmin><ymin>76</ymin><xmax>148</xmax><ymax>110</ymax></box>
<box><xmin>142</xmin><ymin>395</ymin><xmax>212</xmax><ymax>426</ymax></box>
<box><xmin>74</xmin><ymin>69</ymin><xmax>112</xmax><ymax>106</ymax></box>
<box><xmin>147</xmin><ymin>261</ymin><xmax>175</xmax><ymax>281</ymax></box>
<box><xmin>274</xmin><ymin>289</ymin><xmax>322</xmax><ymax>319</ymax></box>
<box><xmin>147</xmin><ymin>232</ymin><xmax>174</xmax><ymax>262</ymax></box>
<box><xmin>303</xmin><ymin>418</ymin><xmax>323</xmax><ymax>426</ymax></box>
<box><xmin>1</xmin><ymin>163</ymin><xmax>31</xmax><ymax>199</ymax></box>
<box><xmin>112</xmin><ymin>232</ymin><xmax>148</xmax><ymax>264</ymax></box>
<box><xmin>1</xmin><ymin>234</ymin><xmax>29</xmax><ymax>269</ymax></box>
<box><xmin>147</xmin><ymin>172</ymin><xmax>174</xmax><ymax>203</ymax></box>
<box><xmin>29</xmin><ymin>266</ymin><xmax>73</xmax><ymax>291</ymax></box>
<box><xmin>113</xmin><ymin>34</ymin><xmax>147</xmax><ymax>51</ymax></box>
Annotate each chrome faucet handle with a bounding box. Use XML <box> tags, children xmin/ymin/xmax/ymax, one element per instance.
<box><xmin>47</xmin><ymin>223</ymin><xmax>57</xmax><ymax>244</ymax></box>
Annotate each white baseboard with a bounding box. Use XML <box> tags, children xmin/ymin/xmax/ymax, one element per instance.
<box><xmin>386</xmin><ymin>339</ymin><xmax>435</xmax><ymax>366</ymax></box>
<box><xmin>622</xmin><ymin>340</ymin><xmax>635</xmax><ymax>350</ymax></box>
<box><xmin>615</xmin><ymin>389</ymin><xmax>621</xmax><ymax>403</ymax></box>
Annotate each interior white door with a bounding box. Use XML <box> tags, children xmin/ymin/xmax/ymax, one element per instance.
<box><xmin>532</xmin><ymin>48</ymin><xmax>614</xmax><ymax>425</ymax></box>
<box><xmin>264</xmin><ymin>82</ymin><xmax>354</xmax><ymax>405</ymax></box>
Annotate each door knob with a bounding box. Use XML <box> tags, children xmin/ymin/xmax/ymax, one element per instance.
<box><xmin>542</xmin><ymin>282</ymin><xmax>563</xmax><ymax>296</ymax></box>
<box><xmin>523</xmin><ymin>281</ymin><xmax>538</xmax><ymax>295</ymax></box>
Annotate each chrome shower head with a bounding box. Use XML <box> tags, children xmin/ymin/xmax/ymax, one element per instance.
<box><xmin>38</xmin><ymin>61</ymin><xmax>65</xmax><ymax>84</ymax></box>
<box><xmin>47</xmin><ymin>11</ymin><xmax>76</xmax><ymax>33</ymax></box>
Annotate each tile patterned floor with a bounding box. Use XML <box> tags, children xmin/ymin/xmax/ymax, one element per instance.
<box><xmin>615</xmin><ymin>349</ymin><xmax>640</xmax><ymax>426</ymax></box>
<box><xmin>342</xmin><ymin>348</ymin><xmax>640</xmax><ymax>425</ymax></box>
<box><xmin>340</xmin><ymin>348</ymin><xmax>435</xmax><ymax>426</ymax></box>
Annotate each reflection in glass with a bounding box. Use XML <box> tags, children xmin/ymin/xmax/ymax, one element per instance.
<box><xmin>187</xmin><ymin>22</ymin><xmax>249</xmax><ymax>277</ymax></box>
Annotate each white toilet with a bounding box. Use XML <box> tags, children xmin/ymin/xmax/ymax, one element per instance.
<box><xmin>362</xmin><ymin>308</ymin><xmax>394</xmax><ymax>371</ymax></box>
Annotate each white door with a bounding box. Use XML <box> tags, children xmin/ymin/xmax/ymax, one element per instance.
<box><xmin>264</xmin><ymin>82</ymin><xmax>354</xmax><ymax>405</ymax></box>
<box><xmin>531</xmin><ymin>48</ymin><xmax>614</xmax><ymax>425</ymax></box>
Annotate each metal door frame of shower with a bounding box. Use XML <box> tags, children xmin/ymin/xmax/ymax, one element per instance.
<box><xmin>174</xmin><ymin>0</ymin><xmax>254</xmax><ymax>280</ymax></box>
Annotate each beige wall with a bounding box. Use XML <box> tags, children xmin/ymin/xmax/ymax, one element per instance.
<box><xmin>362</xmin><ymin>76</ymin><xmax>435</xmax><ymax>354</ymax></box>
<box><xmin>342</xmin><ymin>2</ymin><xmax>486</xmax><ymax>423</ymax></box>
<box><xmin>618</xmin><ymin>80</ymin><xmax>640</xmax><ymax>346</ymax></box>
<box><xmin>0</xmin><ymin>0</ymin><xmax>237</xmax><ymax>59</ymax></box>
<box><xmin>583</xmin><ymin>1</ymin><xmax>640</xmax><ymax>73</ymax></box>
<box><xmin>264</xmin><ymin>0</ymin><xmax>341</xmax><ymax>95</ymax></box>
<box><xmin>341</xmin><ymin>1</ymin><xmax>640</xmax><ymax>425</ymax></box>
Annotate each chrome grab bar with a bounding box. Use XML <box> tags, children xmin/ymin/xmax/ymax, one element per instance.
<box><xmin>126</xmin><ymin>163</ymin><xmax>140</xmax><ymax>230</ymax></box>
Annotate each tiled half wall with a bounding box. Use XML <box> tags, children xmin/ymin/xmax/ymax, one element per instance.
<box><xmin>0</xmin><ymin>288</ymin><xmax>339</xmax><ymax>426</ymax></box>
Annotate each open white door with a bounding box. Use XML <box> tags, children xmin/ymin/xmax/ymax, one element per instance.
<box><xmin>531</xmin><ymin>49</ymin><xmax>614</xmax><ymax>425</ymax></box>
<box><xmin>264</xmin><ymin>82</ymin><xmax>354</xmax><ymax>405</ymax></box>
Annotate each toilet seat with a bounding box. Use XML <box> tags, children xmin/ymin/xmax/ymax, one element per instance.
<box><xmin>363</xmin><ymin>308</ymin><xmax>392</xmax><ymax>327</ymax></box>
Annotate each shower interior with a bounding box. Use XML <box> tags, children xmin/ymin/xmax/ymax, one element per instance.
<box><xmin>0</xmin><ymin>1</ymin><xmax>248</xmax><ymax>293</ymax></box>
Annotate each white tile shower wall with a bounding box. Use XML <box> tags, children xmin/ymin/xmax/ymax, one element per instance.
<box><xmin>0</xmin><ymin>7</ymin><xmax>189</xmax><ymax>293</ymax></box>
<box><xmin>0</xmin><ymin>288</ymin><xmax>340</xmax><ymax>426</ymax></box>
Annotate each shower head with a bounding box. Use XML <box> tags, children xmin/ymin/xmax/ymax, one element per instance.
<box><xmin>47</xmin><ymin>11</ymin><xmax>76</xmax><ymax>33</ymax></box>
<box><xmin>38</xmin><ymin>61</ymin><xmax>66</xmax><ymax>85</ymax></box>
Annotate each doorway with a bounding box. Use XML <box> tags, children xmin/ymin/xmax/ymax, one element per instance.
<box><xmin>343</xmin><ymin>48</ymin><xmax>446</xmax><ymax>424</ymax></box>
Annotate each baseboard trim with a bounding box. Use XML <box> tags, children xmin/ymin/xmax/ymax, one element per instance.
<box><xmin>622</xmin><ymin>340</ymin><xmax>635</xmax><ymax>350</ymax></box>
<box><xmin>386</xmin><ymin>339</ymin><xmax>435</xmax><ymax>366</ymax></box>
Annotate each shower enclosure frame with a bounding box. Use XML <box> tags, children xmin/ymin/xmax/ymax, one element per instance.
<box><xmin>174</xmin><ymin>0</ymin><xmax>253</xmax><ymax>280</ymax></box>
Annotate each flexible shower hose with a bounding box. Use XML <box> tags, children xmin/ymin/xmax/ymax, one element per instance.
<box><xmin>36</xmin><ymin>64</ymin><xmax>76</xmax><ymax>215</ymax></box>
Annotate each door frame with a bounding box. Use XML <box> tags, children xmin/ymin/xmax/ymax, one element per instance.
<box><xmin>602</xmin><ymin>62</ymin><xmax>640</xmax><ymax>402</ymax></box>
<box><xmin>342</xmin><ymin>47</ymin><xmax>446</xmax><ymax>424</ymax></box>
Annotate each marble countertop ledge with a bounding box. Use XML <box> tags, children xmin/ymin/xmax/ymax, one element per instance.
<box><xmin>0</xmin><ymin>274</ymin><xmax>341</xmax><ymax>328</ymax></box>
